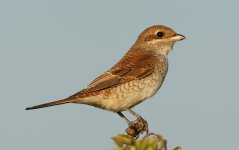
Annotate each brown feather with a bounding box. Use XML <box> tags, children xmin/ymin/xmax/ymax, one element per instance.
<box><xmin>72</xmin><ymin>49</ymin><xmax>159</xmax><ymax>96</ymax></box>
<box><xmin>25</xmin><ymin>97</ymin><xmax>77</xmax><ymax>110</ymax></box>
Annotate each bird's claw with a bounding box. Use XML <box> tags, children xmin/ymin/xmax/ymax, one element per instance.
<box><xmin>125</xmin><ymin>117</ymin><xmax>148</xmax><ymax>139</ymax></box>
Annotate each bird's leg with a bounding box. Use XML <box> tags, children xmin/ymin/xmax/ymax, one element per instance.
<box><xmin>126</xmin><ymin>109</ymin><xmax>148</xmax><ymax>136</ymax></box>
<box><xmin>117</xmin><ymin>112</ymin><xmax>139</xmax><ymax>139</ymax></box>
<box><xmin>117</xmin><ymin>112</ymin><xmax>131</xmax><ymax>125</ymax></box>
<box><xmin>117</xmin><ymin>110</ymin><xmax>148</xmax><ymax>139</ymax></box>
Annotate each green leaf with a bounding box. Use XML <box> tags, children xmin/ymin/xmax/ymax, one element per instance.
<box><xmin>173</xmin><ymin>146</ymin><xmax>182</xmax><ymax>150</ymax></box>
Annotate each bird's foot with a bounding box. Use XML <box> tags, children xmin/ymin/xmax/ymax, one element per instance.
<box><xmin>125</xmin><ymin>117</ymin><xmax>148</xmax><ymax>139</ymax></box>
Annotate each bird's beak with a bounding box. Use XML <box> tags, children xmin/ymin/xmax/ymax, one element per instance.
<box><xmin>170</xmin><ymin>34</ymin><xmax>186</xmax><ymax>41</ymax></box>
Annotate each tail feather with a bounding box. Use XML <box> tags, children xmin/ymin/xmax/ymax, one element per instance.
<box><xmin>25</xmin><ymin>98</ymin><xmax>76</xmax><ymax>110</ymax></box>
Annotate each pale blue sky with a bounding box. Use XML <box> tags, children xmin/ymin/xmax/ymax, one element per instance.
<box><xmin>1</xmin><ymin>0</ymin><xmax>239</xmax><ymax>150</ymax></box>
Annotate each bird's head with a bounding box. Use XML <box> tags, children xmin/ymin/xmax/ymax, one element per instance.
<box><xmin>134</xmin><ymin>25</ymin><xmax>185</xmax><ymax>55</ymax></box>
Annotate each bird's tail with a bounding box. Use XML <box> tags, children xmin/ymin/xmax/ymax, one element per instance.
<box><xmin>25</xmin><ymin>97</ymin><xmax>76</xmax><ymax>110</ymax></box>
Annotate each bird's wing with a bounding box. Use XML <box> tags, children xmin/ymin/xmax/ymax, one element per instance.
<box><xmin>83</xmin><ymin>51</ymin><xmax>159</xmax><ymax>92</ymax></box>
<box><xmin>25</xmin><ymin>52</ymin><xmax>159</xmax><ymax>110</ymax></box>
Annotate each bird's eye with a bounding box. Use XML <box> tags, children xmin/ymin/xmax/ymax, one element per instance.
<box><xmin>156</xmin><ymin>31</ymin><xmax>164</xmax><ymax>38</ymax></box>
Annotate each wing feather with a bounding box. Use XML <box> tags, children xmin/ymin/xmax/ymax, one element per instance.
<box><xmin>84</xmin><ymin>51</ymin><xmax>159</xmax><ymax>92</ymax></box>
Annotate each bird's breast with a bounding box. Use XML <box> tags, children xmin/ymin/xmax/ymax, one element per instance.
<box><xmin>100</xmin><ymin>62</ymin><xmax>168</xmax><ymax>112</ymax></box>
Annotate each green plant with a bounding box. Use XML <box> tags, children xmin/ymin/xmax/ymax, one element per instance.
<box><xmin>112</xmin><ymin>133</ymin><xmax>181</xmax><ymax>150</ymax></box>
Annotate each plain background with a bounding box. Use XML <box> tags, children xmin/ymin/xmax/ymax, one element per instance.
<box><xmin>1</xmin><ymin>0</ymin><xmax>239</xmax><ymax>150</ymax></box>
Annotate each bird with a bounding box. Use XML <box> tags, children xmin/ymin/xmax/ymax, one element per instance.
<box><xmin>26</xmin><ymin>25</ymin><xmax>185</xmax><ymax>138</ymax></box>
